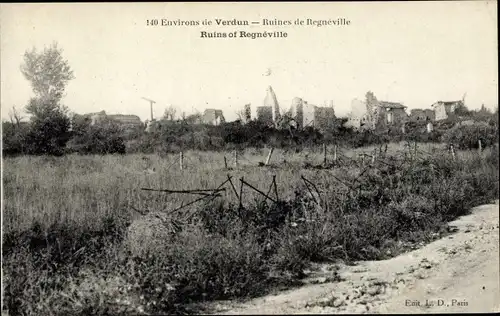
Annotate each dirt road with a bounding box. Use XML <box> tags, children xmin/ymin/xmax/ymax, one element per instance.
<box><xmin>203</xmin><ymin>201</ymin><xmax>499</xmax><ymax>314</ymax></box>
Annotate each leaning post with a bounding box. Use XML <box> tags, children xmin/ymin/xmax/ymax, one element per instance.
<box><xmin>265</xmin><ymin>147</ymin><xmax>274</xmax><ymax>166</ymax></box>
<box><xmin>234</xmin><ymin>150</ymin><xmax>239</xmax><ymax>168</ymax></box>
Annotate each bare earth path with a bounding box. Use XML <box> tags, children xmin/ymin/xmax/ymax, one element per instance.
<box><xmin>200</xmin><ymin>201</ymin><xmax>499</xmax><ymax>314</ymax></box>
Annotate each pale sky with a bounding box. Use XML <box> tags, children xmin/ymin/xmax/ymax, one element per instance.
<box><xmin>1</xmin><ymin>2</ymin><xmax>497</xmax><ymax>122</ymax></box>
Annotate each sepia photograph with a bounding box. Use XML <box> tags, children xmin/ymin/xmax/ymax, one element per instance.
<box><xmin>1</xmin><ymin>1</ymin><xmax>498</xmax><ymax>315</ymax></box>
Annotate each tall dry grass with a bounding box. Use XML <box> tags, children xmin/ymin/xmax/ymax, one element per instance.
<box><xmin>2</xmin><ymin>141</ymin><xmax>445</xmax><ymax>233</ymax></box>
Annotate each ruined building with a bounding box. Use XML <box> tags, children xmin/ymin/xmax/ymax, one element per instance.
<box><xmin>377</xmin><ymin>101</ymin><xmax>408</xmax><ymax>127</ymax></box>
<box><xmin>263</xmin><ymin>86</ymin><xmax>281</xmax><ymax>126</ymax></box>
<box><xmin>108</xmin><ymin>114</ymin><xmax>144</xmax><ymax>129</ymax></box>
<box><xmin>74</xmin><ymin>110</ymin><xmax>143</xmax><ymax>130</ymax></box>
<box><xmin>302</xmin><ymin>101</ymin><xmax>316</xmax><ymax>128</ymax></box>
<box><xmin>289</xmin><ymin>97</ymin><xmax>336</xmax><ymax>131</ymax></box>
<box><xmin>202</xmin><ymin>109</ymin><xmax>225</xmax><ymax>126</ymax></box>
<box><xmin>409</xmin><ymin>109</ymin><xmax>436</xmax><ymax>122</ymax></box>
<box><xmin>346</xmin><ymin>96</ymin><xmax>408</xmax><ymax>131</ymax></box>
<box><xmin>345</xmin><ymin>99</ymin><xmax>369</xmax><ymax>130</ymax></box>
<box><xmin>73</xmin><ymin>110</ymin><xmax>107</xmax><ymax>126</ymax></box>
<box><xmin>290</xmin><ymin>97</ymin><xmax>304</xmax><ymax>128</ymax></box>
<box><xmin>431</xmin><ymin>100</ymin><xmax>462</xmax><ymax>121</ymax></box>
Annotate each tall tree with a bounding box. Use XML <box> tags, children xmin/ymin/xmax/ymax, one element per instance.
<box><xmin>21</xmin><ymin>42</ymin><xmax>74</xmax><ymax>107</ymax></box>
<box><xmin>20</xmin><ymin>42</ymin><xmax>74</xmax><ymax>155</ymax></box>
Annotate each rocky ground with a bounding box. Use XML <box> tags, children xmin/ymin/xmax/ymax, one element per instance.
<box><xmin>197</xmin><ymin>200</ymin><xmax>499</xmax><ymax>314</ymax></box>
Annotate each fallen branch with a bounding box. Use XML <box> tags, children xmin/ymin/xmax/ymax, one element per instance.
<box><xmin>301</xmin><ymin>175</ymin><xmax>323</xmax><ymax>206</ymax></box>
<box><xmin>241</xmin><ymin>178</ymin><xmax>277</xmax><ymax>203</ymax></box>
<box><xmin>301</xmin><ymin>176</ymin><xmax>319</xmax><ymax>205</ymax></box>
<box><xmin>261</xmin><ymin>177</ymin><xmax>274</xmax><ymax>204</ymax></box>
<box><xmin>141</xmin><ymin>187</ymin><xmax>225</xmax><ymax>197</ymax></box>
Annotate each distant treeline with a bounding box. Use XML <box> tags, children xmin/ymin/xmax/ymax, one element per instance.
<box><xmin>2</xmin><ymin>110</ymin><xmax>498</xmax><ymax>157</ymax></box>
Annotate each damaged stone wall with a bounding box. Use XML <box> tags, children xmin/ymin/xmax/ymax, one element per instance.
<box><xmin>263</xmin><ymin>86</ymin><xmax>281</xmax><ymax>126</ymax></box>
<box><xmin>256</xmin><ymin>106</ymin><xmax>273</xmax><ymax>125</ymax></box>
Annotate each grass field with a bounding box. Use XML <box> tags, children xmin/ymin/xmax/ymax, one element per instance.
<box><xmin>2</xmin><ymin>141</ymin><xmax>499</xmax><ymax>315</ymax></box>
<box><xmin>2</xmin><ymin>142</ymin><xmax>444</xmax><ymax>232</ymax></box>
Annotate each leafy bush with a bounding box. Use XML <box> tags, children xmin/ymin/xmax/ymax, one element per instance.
<box><xmin>2</xmin><ymin>112</ymin><xmax>72</xmax><ymax>157</ymax></box>
<box><xmin>124</xmin><ymin>120</ymin><xmax>326</xmax><ymax>154</ymax></box>
<box><xmin>442</xmin><ymin>121</ymin><xmax>498</xmax><ymax>150</ymax></box>
<box><xmin>23</xmin><ymin>106</ymin><xmax>72</xmax><ymax>156</ymax></box>
<box><xmin>2</xmin><ymin>122</ymin><xmax>30</xmax><ymax>156</ymax></box>
<box><xmin>67</xmin><ymin>119</ymin><xmax>126</xmax><ymax>154</ymax></box>
<box><xmin>403</xmin><ymin>121</ymin><xmax>443</xmax><ymax>143</ymax></box>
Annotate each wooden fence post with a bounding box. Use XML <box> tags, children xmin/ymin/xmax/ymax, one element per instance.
<box><xmin>333</xmin><ymin>145</ymin><xmax>338</xmax><ymax>162</ymax></box>
<box><xmin>234</xmin><ymin>150</ymin><xmax>238</xmax><ymax>168</ymax></box>
<box><xmin>323</xmin><ymin>143</ymin><xmax>327</xmax><ymax>165</ymax></box>
<box><xmin>450</xmin><ymin>144</ymin><xmax>456</xmax><ymax>160</ymax></box>
<box><xmin>272</xmin><ymin>175</ymin><xmax>279</xmax><ymax>201</ymax></box>
<box><xmin>239</xmin><ymin>177</ymin><xmax>244</xmax><ymax>209</ymax></box>
<box><xmin>478</xmin><ymin>139</ymin><xmax>482</xmax><ymax>152</ymax></box>
<box><xmin>265</xmin><ymin>147</ymin><xmax>274</xmax><ymax>166</ymax></box>
<box><xmin>179</xmin><ymin>151</ymin><xmax>184</xmax><ymax>170</ymax></box>
<box><xmin>224</xmin><ymin>156</ymin><xmax>228</xmax><ymax>169</ymax></box>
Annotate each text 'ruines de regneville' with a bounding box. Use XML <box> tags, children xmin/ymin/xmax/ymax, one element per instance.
<box><xmin>150</xmin><ymin>18</ymin><xmax>351</xmax><ymax>28</ymax></box>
